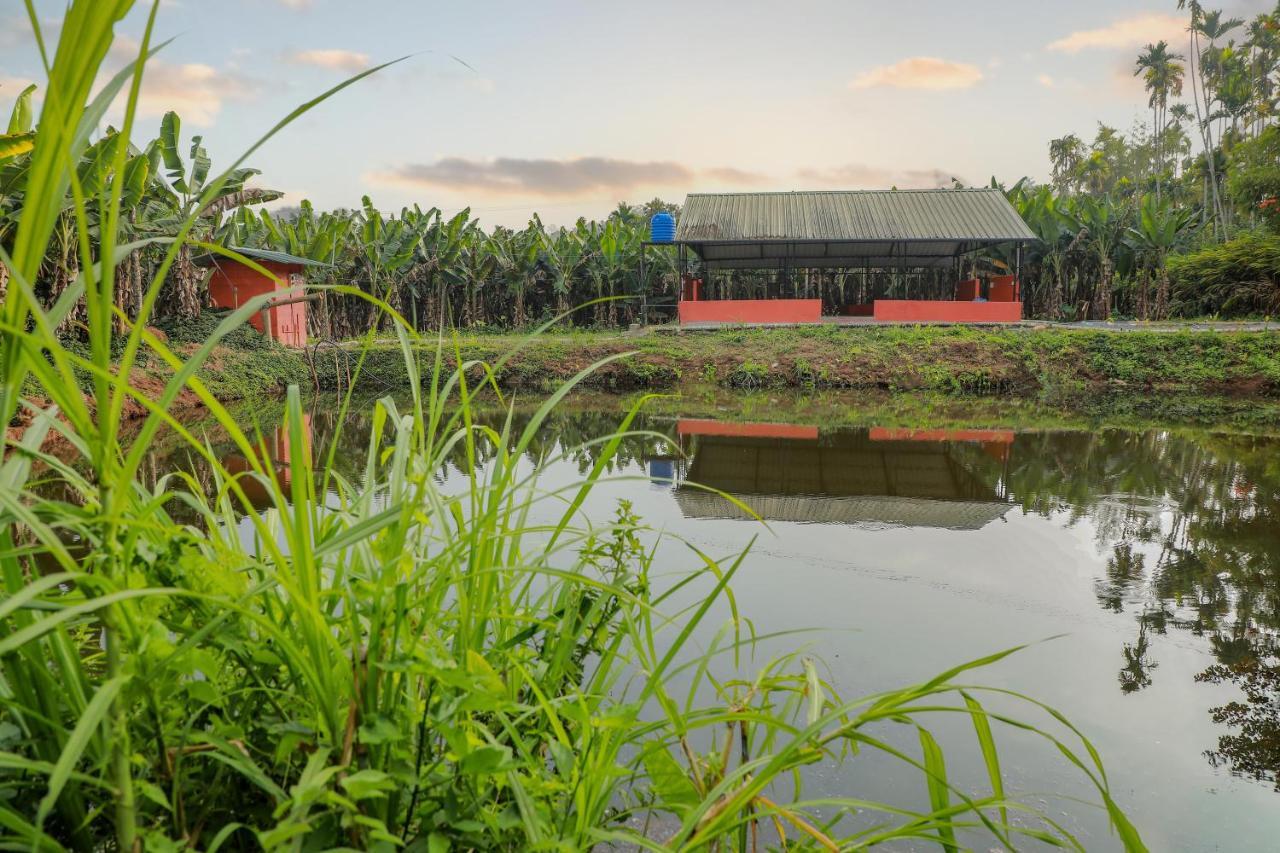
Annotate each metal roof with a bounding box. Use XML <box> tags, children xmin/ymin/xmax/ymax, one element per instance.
<box><xmin>675</xmin><ymin>189</ymin><xmax>1036</xmax><ymax>270</ymax></box>
<box><xmin>194</xmin><ymin>246</ymin><xmax>330</xmax><ymax>269</ymax></box>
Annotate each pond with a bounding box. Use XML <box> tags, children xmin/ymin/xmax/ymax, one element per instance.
<box><xmin>151</xmin><ymin>393</ymin><xmax>1280</xmax><ymax>851</ymax></box>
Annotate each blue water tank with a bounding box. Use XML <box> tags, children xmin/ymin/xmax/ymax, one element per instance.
<box><xmin>649</xmin><ymin>211</ymin><xmax>676</xmax><ymax>243</ymax></box>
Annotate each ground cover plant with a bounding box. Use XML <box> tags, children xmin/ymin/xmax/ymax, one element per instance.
<box><xmin>0</xmin><ymin>3</ymin><xmax>1150</xmax><ymax>850</ymax></box>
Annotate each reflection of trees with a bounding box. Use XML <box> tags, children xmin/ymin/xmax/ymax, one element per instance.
<box><xmin>1119</xmin><ymin>621</ymin><xmax>1158</xmax><ymax>694</ymax></box>
<box><xmin>1007</xmin><ymin>429</ymin><xmax>1280</xmax><ymax>785</ymax></box>
<box><xmin>1198</xmin><ymin>647</ymin><xmax>1280</xmax><ymax>790</ymax></box>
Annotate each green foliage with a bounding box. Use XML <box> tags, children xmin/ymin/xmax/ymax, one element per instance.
<box><xmin>1168</xmin><ymin>231</ymin><xmax>1280</xmax><ymax>316</ymax></box>
<box><xmin>1227</xmin><ymin>126</ymin><xmax>1280</xmax><ymax>231</ymax></box>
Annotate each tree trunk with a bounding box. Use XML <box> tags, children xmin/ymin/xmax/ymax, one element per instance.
<box><xmin>1093</xmin><ymin>258</ymin><xmax>1113</xmax><ymax>321</ymax></box>
<box><xmin>1154</xmin><ymin>263</ymin><xmax>1171</xmax><ymax>320</ymax></box>
<box><xmin>1048</xmin><ymin>269</ymin><xmax>1064</xmax><ymax>321</ymax></box>
<box><xmin>1137</xmin><ymin>268</ymin><xmax>1150</xmax><ymax>321</ymax></box>
<box><xmin>160</xmin><ymin>243</ymin><xmax>203</xmax><ymax>321</ymax></box>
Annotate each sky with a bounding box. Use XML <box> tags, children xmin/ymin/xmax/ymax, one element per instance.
<box><xmin>0</xmin><ymin>0</ymin><xmax>1274</xmax><ymax>227</ymax></box>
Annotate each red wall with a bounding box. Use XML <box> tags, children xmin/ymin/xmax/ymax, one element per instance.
<box><xmin>678</xmin><ymin>419</ymin><xmax>820</xmax><ymax>440</ymax></box>
<box><xmin>873</xmin><ymin>300</ymin><xmax>1022</xmax><ymax>323</ymax></box>
<box><xmin>869</xmin><ymin>427</ymin><xmax>1015</xmax><ymax>444</ymax></box>
<box><xmin>208</xmin><ymin>260</ymin><xmax>308</xmax><ymax>348</ymax></box>
<box><xmin>679</xmin><ymin>299</ymin><xmax>822</xmax><ymax>325</ymax></box>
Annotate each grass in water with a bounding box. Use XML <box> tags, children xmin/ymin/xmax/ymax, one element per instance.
<box><xmin>0</xmin><ymin>2</ymin><xmax>1147</xmax><ymax>849</ymax></box>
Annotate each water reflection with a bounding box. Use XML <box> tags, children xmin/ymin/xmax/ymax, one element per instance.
<box><xmin>117</xmin><ymin>402</ymin><xmax>1280</xmax><ymax>793</ymax></box>
<box><xmin>668</xmin><ymin>420</ymin><xmax>1015</xmax><ymax>530</ymax></box>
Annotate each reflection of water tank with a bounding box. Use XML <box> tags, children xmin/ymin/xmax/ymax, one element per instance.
<box><xmin>649</xmin><ymin>212</ymin><xmax>676</xmax><ymax>243</ymax></box>
<box><xmin>648</xmin><ymin>458</ymin><xmax>676</xmax><ymax>488</ymax></box>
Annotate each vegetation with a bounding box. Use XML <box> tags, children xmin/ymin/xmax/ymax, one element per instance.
<box><xmin>5</xmin><ymin>5</ymin><xmax>1280</xmax><ymax>334</ymax></box>
<box><xmin>300</xmin><ymin>326</ymin><xmax>1280</xmax><ymax>398</ymax></box>
<box><xmin>0</xmin><ymin>2</ymin><xmax>1153</xmax><ymax>851</ymax></box>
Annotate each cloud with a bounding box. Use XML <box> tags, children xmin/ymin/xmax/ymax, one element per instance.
<box><xmin>703</xmin><ymin>166</ymin><xmax>769</xmax><ymax>185</ymax></box>
<box><xmin>277</xmin><ymin>0</ymin><xmax>312</xmax><ymax>8</ymax></box>
<box><xmin>374</xmin><ymin>156</ymin><xmax>699</xmax><ymax>195</ymax></box>
<box><xmin>850</xmin><ymin>57</ymin><xmax>983</xmax><ymax>91</ymax></box>
<box><xmin>287</xmin><ymin>49</ymin><xmax>370</xmax><ymax>72</ymax></box>
<box><xmin>1047</xmin><ymin>14</ymin><xmax>1185</xmax><ymax>53</ymax></box>
<box><xmin>796</xmin><ymin>164</ymin><xmax>961</xmax><ymax>190</ymax></box>
<box><xmin>100</xmin><ymin>37</ymin><xmax>257</xmax><ymax>125</ymax></box>
<box><xmin>1037</xmin><ymin>74</ymin><xmax>1055</xmax><ymax>88</ymax></box>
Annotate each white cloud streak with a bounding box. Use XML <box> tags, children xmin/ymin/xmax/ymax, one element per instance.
<box><xmin>1047</xmin><ymin>14</ymin><xmax>1186</xmax><ymax>53</ymax></box>
<box><xmin>850</xmin><ymin>57</ymin><xmax>983</xmax><ymax>91</ymax></box>
<box><xmin>287</xmin><ymin>49</ymin><xmax>370</xmax><ymax>72</ymax></box>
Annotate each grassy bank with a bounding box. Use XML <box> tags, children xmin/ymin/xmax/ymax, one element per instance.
<box><xmin>304</xmin><ymin>325</ymin><xmax>1280</xmax><ymax>397</ymax></box>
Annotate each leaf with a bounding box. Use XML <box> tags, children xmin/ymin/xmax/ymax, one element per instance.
<box><xmin>458</xmin><ymin>744</ymin><xmax>513</xmax><ymax>775</ymax></box>
<box><xmin>339</xmin><ymin>768</ymin><xmax>394</xmax><ymax>800</ymax></box>
<box><xmin>642</xmin><ymin>747</ymin><xmax>699</xmax><ymax>810</ymax></box>
<box><xmin>6</xmin><ymin>84</ymin><xmax>36</xmax><ymax>134</ymax></box>
<box><xmin>160</xmin><ymin>111</ymin><xmax>186</xmax><ymax>190</ymax></box>
<box><xmin>918</xmin><ymin>728</ymin><xmax>957</xmax><ymax>852</ymax></box>
<box><xmin>963</xmin><ymin>691</ymin><xmax>1006</xmax><ymax>827</ymax></box>
<box><xmin>0</xmin><ymin>131</ymin><xmax>35</xmax><ymax>161</ymax></box>
<box><xmin>36</xmin><ymin>676</ymin><xmax>127</xmax><ymax>832</ymax></box>
<box><xmin>137</xmin><ymin>780</ymin><xmax>172</xmax><ymax>812</ymax></box>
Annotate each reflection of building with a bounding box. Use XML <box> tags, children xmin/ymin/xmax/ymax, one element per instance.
<box><xmin>220</xmin><ymin>414</ymin><xmax>313</xmax><ymax>510</ymax></box>
<box><xmin>672</xmin><ymin>420</ymin><xmax>1014</xmax><ymax>530</ymax></box>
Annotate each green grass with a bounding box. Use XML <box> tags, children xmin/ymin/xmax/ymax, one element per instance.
<box><xmin>0</xmin><ymin>3</ymin><xmax>1148</xmax><ymax>850</ymax></box>
<box><xmin>287</xmin><ymin>326</ymin><xmax>1280</xmax><ymax>398</ymax></box>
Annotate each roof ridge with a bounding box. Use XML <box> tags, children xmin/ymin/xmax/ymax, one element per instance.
<box><xmin>684</xmin><ymin>188</ymin><xmax>1001</xmax><ymax>197</ymax></box>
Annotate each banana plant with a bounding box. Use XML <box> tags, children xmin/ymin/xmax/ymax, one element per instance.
<box><xmin>1128</xmin><ymin>193</ymin><xmax>1195</xmax><ymax>319</ymax></box>
<box><xmin>149</xmin><ymin>110</ymin><xmax>281</xmax><ymax>319</ymax></box>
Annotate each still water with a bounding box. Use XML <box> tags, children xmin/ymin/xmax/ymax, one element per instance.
<box><xmin>178</xmin><ymin>397</ymin><xmax>1280</xmax><ymax>850</ymax></box>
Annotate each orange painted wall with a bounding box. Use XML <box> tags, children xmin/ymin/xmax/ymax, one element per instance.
<box><xmin>954</xmin><ymin>279</ymin><xmax>981</xmax><ymax>301</ymax></box>
<box><xmin>988</xmin><ymin>276</ymin><xmax>1018</xmax><ymax>303</ymax></box>
<box><xmin>869</xmin><ymin>427</ymin><xmax>1015</xmax><ymax>444</ymax></box>
<box><xmin>678</xmin><ymin>419</ymin><xmax>820</xmax><ymax>440</ymax></box>
<box><xmin>873</xmin><ymin>300</ymin><xmax>1022</xmax><ymax>323</ymax></box>
<box><xmin>207</xmin><ymin>260</ymin><xmax>308</xmax><ymax>348</ymax></box>
<box><xmin>679</xmin><ymin>299</ymin><xmax>822</xmax><ymax>324</ymax></box>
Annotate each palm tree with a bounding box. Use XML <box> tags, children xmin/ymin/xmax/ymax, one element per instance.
<box><xmin>1179</xmin><ymin>4</ymin><xmax>1245</xmax><ymax>235</ymax></box>
<box><xmin>1048</xmin><ymin>134</ymin><xmax>1085</xmax><ymax>192</ymax></box>
<box><xmin>1134</xmin><ymin>41</ymin><xmax>1185</xmax><ymax>202</ymax></box>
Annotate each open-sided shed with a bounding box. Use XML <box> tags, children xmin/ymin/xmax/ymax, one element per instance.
<box><xmin>668</xmin><ymin>188</ymin><xmax>1037</xmax><ymax>325</ymax></box>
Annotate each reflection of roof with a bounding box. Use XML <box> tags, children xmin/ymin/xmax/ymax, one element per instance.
<box><xmin>676</xmin><ymin>432</ymin><xmax>1012</xmax><ymax>530</ymax></box>
<box><xmin>675</xmin><ymin>491</ymin><xmax>1011</xmax><ymax>531</ymax></box>
<box><xmin>685</xmin><ymin>435</ymin><xmax>1001</xmax><ymax>502</ymax></box>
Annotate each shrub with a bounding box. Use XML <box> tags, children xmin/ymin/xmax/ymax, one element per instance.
<box><xmin>1168</xmin><ymin>232</ymin><xmax>1280</xmax><ymax>317</ymax></box>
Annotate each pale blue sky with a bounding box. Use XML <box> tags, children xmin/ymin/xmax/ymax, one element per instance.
<box><xmin>1</xmin><ymin>0</ymin><xmax>1272</xmax><ymax>226</ymax></box>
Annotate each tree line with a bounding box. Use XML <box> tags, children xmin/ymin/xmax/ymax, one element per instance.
<box><xmin>2</xmin><ymin>0</ymin><xmax>1279</xmax><ymax>336</ymax></box>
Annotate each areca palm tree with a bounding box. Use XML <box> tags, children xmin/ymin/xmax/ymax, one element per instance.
<box><xmin>1134</xmin><ymin>41</ymin><xmax>1185</xmax><ymax>202</ymax></box>
<box><xmin>1049</xmin><ymin>134</ymin><xmax>1085</xmax><ymax>192</ymax></box>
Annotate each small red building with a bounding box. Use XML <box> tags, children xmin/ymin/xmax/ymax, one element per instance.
<box><xmin>201</xmin><ymin>247</ymin><xmax>324</xmax><ymax>348</ymax></box>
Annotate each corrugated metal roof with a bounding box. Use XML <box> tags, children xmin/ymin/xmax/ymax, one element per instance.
<box><xmin>676</xmin><ymin>189</ymin><xmax>1036</xmax><ymax>244</ymax></box>
<box><xmin>194</xmin><ymin>246</ymin><xmax>330</xmax><ymax>268</ymax></box>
